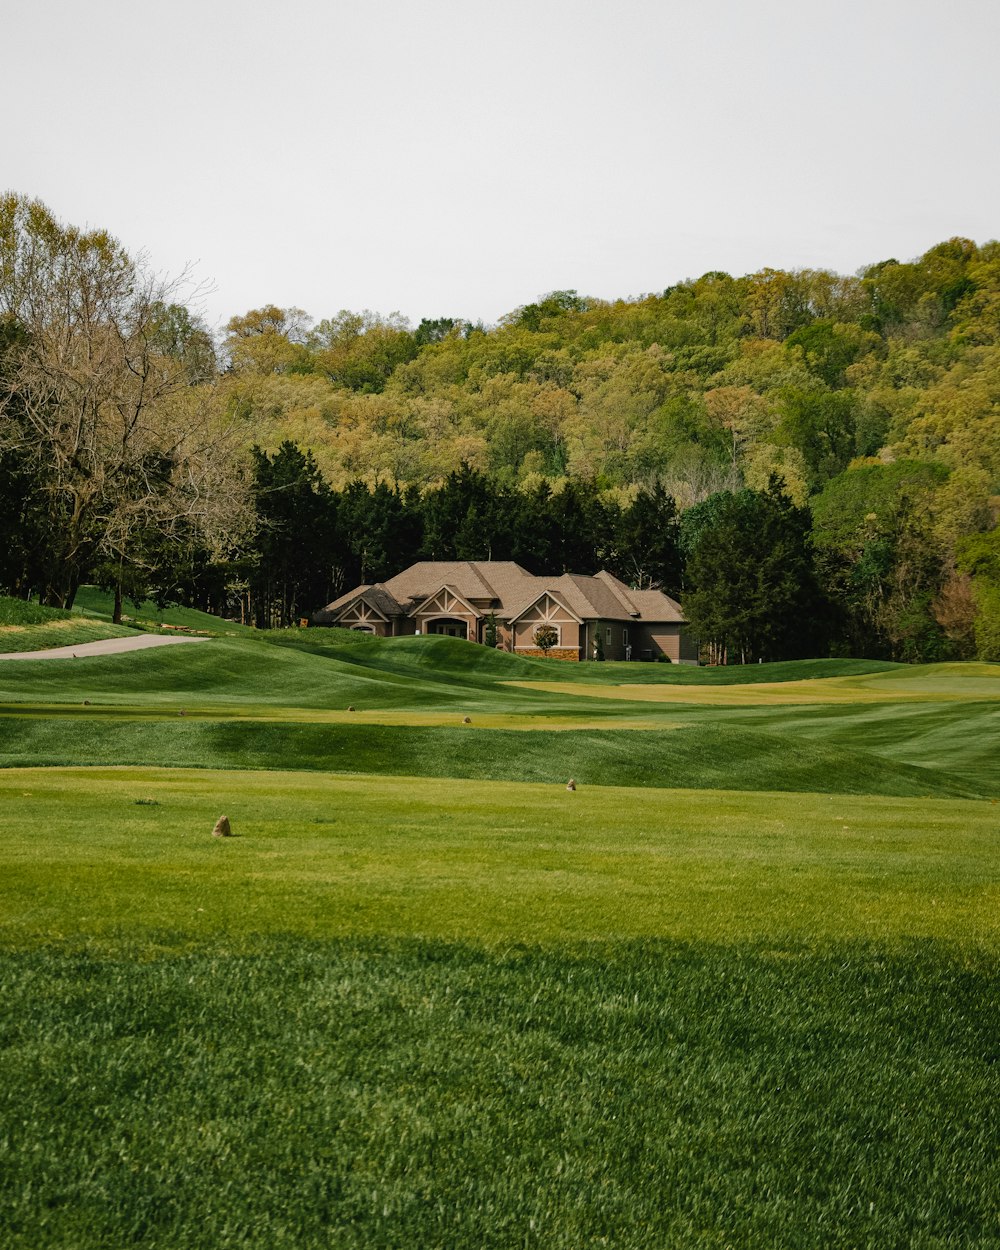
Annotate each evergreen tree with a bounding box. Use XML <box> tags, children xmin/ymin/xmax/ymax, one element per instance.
<box><xmin>683</xmin><ymin>480</ymin><xmax>826</xmax><ymax>663</ymax></box>
<box><xmin>608</xmin><ymin>483</ymin><xmax>682</xmax><ymax>592</ymax></box>
<box><xmin>251</xmin><ymin>442</ymin><xmax>340</xmax><ymax>627</ymax></box>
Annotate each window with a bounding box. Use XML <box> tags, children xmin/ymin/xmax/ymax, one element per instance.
<box><xmin>623</xmin><ymin>628</ymin><xmax>629</xmax><ymax>645</ymax></box>
<box><xmin>605</xmin><ymin>626</ymin><xmax>611</xmax><ymax>643</ymax></box>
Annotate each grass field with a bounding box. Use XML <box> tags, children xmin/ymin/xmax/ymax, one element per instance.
<box><xmin>1</xmin><ymin>608</ymin><xmax>998</xmax><ymax>1247</ymax></box>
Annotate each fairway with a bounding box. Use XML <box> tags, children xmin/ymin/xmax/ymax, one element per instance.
<box><xmin>4</xmin><ymin>767</ymin><xmax>998</xmax><ymax>949</ymax></box>
<box><xmin>507</xmin><ymin>660</ymin><xmax>1000</xmax><ymax>705</ymax></box>
<box><xmin>1</xmin><ymin>605</ymin><xmax>999</xmax><ymax>1249</ymax></box>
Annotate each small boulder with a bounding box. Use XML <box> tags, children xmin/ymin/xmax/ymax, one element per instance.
<box><xmin>462</xmin><ymin>716</ymin><xmax>472</xmax><ymax>724</ymax></box>
<box><xmin>347</xmin><ymin>704</ymin><xmax>356</xmax><ymax>712</ymax></box>
<box><xmin>211</xmin><ymin>815</ymin><xmax>232</xmax><ymax>838</ymax></box>
<box><xmin>566</xmin><ymin>778</ymin><xmax>576</xmax><ymax>791</ymax></box>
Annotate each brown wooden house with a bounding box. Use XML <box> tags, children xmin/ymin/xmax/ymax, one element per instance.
<box><xmin>314</xmin><ymin>561</ymin><xmax>698</xmax><ymax>662</ymax></box>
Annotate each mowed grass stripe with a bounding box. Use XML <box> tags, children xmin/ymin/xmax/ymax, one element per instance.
<box><xmin>506</xmin><ymin>661</ymin><xmax>1000</xmax><ymax>705</ymax></box>
<box><xmin>2</xmin><ymin>768</ymin><xmax>997</xmax><ymax>950</ymax></box>
<box><xmin>0</xmin><ymin>715</ymin><xmax>986</xmax><ymax>798</ymax></box>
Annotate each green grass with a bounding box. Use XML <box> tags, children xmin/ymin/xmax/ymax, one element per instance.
<box><xmin>3</xmin><ymin>768</ymin><xmax>997</xmax><ymax>949</ymax></box>
<box><xmin>0</xmin><ymin>594</ymin><xmax>142</xmax><ymax>652</ymax></box>
<box><xmin>0</xmin><ymin>716</ymin><xmax>991</xmax><ymax>798</ymax></box>
<box><xmin>72</xmin><ymin>585</ymin><xmax>255</xmax><ymax>634</ymax></box>
<box><xmin>2</xmin><ymin>939</ymin><xmax>997</xmax><ymax>1250</ymax></box>
<box><xmin>2</xmin><ymin>638</ymin><xmax>1000</xmax><ymax>1246</ymax></box>
<box><xmin>1</xmin><ymin>639</ymin><xmax>997</xmax><ymax>797</ymax></box>
<box><xmin>0</xmin><ymin>596</ymin><xmax>69</xmax><ymax>627</ymax></box>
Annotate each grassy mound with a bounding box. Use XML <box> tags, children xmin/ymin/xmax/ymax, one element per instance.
<box><xmin>0</xmin><ymin>595</ymin><xmax>141</xmax><ymax>653</ymax></box>
<box><xmin>298</xmin><ymin>636</ymin><xmax>903</xmax><ymax>687</ymax></box>
<box><xmin>0</xmin><ymin>597</ymin><xmax>71</xmax><ymax>627</ymax></box>
<box><xmin>72</xmin><ymin>586</ymin><xmax>254</xmax><ymax>634</ymax></box>
<box><xmin>2</xmin><ymin>639</ymin><xmax>997</xmax><ymax>797</ymax></box>
<box><xmin>0</xmin><ymin>716</ymin><xmax>987</xmax><ymax>798</ymax></box>
<box><xmin>314</xmin><ymin>632</ymin><xmax>557</xmax><ymax>679</ymax></box>
<box><xmin>0</xmin><ymin>637</ymin><xmax>593</xmax><ymax>717</ymax></box>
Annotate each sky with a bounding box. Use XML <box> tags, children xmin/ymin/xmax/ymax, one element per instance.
<box><xmin>5</xmin><ymin>0</ymin><xmax>999</xmax><ymax>334</ymax></box>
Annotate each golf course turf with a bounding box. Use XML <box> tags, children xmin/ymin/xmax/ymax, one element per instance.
<box><xmin>1</xmin><ymin>593</ymin><xmax>998</xmax><ymax>1248</ymax></box>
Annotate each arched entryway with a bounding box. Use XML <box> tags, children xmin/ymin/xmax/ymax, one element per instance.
<box><xmin>425</xmin><ymin>617</ymin><xmax>469</xmax><ymax>639</ymax></box>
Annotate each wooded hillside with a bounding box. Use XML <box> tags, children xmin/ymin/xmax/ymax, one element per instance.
<box><xmin>2</xmin><ymin>195</ymin><xmax>998</xmax><ymax>661</ymax></box>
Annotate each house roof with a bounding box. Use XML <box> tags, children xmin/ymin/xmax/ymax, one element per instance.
<box><xmin>406</xmin><ymin>582</ymin><xmax>483</xmax><ymax>620</ymax></box>
<box><xmin>319</xmin><ymin>584</ymin><xmax>403</xmax><ymax>619</ymax></box>
<box><xmin>382</xmin><ymin>560</ymin><xmax>522</xmax><ymax>607</ymax></box>
<box><xmin>504</xmin><ymin>585</ymin><xmax>586</xmax><ymax>625</ymax></box>
<box><xmin>315</xmin><ymin>561</ymin><xmax>686</xmax><ymax>625</ymax></box>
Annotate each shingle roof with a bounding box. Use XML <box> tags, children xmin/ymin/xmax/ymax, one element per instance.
<box><xmin>381</xmin><ymin>561</ymin><xmax>524</xmax><ymax>607</ymax></box>
<box><xmin>315</xmin><ymin>583</ymin><xmax>404</xmax><ymax>619</ymax></box>
<box><xmin>594</xmin><ymin>570</ymin><xmax>685</xmax><ymax>623</ymax></box>
<box><xmin>316</xmin><ymin>561</ymin><xmax>686</xmax><ymax>624</ymax></box>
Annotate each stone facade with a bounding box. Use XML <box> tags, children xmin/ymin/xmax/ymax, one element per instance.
<box><xmin>516</xmin><ymin>646</ymin><xmax>581</xmax><ymax>662</ymax></box>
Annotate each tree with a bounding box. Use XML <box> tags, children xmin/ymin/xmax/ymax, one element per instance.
<box><xmin>774</xmin><ymin>390</ymin><xmax>861</xmax><ymax>491</ymax></box>
<box><xmin>0</xmin><ymin>315</ymin><xmax>49</xmax><ymax>595</ymax></box>
<box><xmin>224</xmin><ymin>306</ymin><xmax>313</xmax><ymax>375</ymax></box>
<box><xmin>312</xmin><ymin>311</ymin><xmax>417</xmax><ymax>393</ymax></box>
<box><xmin>420</xmin><ymin>463</ymin><xmax>499</xmax><ymax>561</ymax></box>
<box><xmin>249</xmin><ymin>441</ymin><xmax>341</xmax><ymax>628</ymax></box>
<box><xmin>338</xmin><ymin>479</ymin><xmax>422</xmax><ymax>586</ymax></box>
<box><xmin>414</xmin><ymin>318</ymin><xmax>462</xmax><ymax>346</ymax></box>
<box><xmin>956</xmin><ymin>527</ymin><xmax>1000</xmax><ymax>660</ymax></box>
<box><xmin>683</xmin><ymin>480</ymin><xmax>825</xmax><ymax>664</ymax></box>
<box><xmin>607</xmin><ymin>483</ymin><xmax>682</xmax><ymax>593</ymax></box>
<box><xmin>811</xmin><ymin>460</ymin><xmax>949</xmax><ymax>658</ymax></box>
<box><xmin>0</xmin><ymin>196</ymin><xmax>250</xmax><ymax>613</ymax></box>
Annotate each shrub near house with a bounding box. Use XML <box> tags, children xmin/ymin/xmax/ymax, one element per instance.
<box><xmin>533</xmin><ymin>624</ymin><xmax>559</xmax><ymax>655</ymax></box>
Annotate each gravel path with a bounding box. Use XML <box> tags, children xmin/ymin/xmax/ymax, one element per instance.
<box><xmin>0</xmin><ymin>633</ymin><xmax>213</xmax><ymax>661</ymax></box>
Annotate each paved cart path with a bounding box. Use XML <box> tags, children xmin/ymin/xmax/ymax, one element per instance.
<box><xmin>0</xmin><ymin>634</ymin><xmax>213</xmax><ymax>661</ymax></box>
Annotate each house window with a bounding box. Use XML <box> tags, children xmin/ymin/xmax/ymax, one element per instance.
<box><xmin>605</xmin><ymin>626</ymin><xmax>611</xmax><ymax>644</ymax></box>
<box><xmin>623</xmin><ymin>628</ymin><xmax>629</xmax><ymax>645</ymax></box>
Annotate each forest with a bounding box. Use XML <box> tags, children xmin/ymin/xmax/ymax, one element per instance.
<box><xmin>1</xmin><ymin>192</ymin><xmax>998</xmax><ymax>662</ymax></box>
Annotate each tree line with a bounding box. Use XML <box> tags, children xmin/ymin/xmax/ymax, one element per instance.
<box><xmin>1</xmin><ymin>193</ymin><xmax>998</xmax><ymax>661</ymax></box>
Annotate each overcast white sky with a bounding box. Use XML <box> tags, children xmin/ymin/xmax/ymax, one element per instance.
<box><xmin>5</xmin><ymin>0</ymin><xmax>999</xmax><ymax>332</ymax></box>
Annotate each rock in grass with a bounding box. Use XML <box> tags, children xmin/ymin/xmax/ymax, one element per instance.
<box><xmin>212</xmin><ymin>815</ymin><xmax>232</xmax><ymax>838</ymax></box>
<box><xmin>462</xmin><ymin>716</ymin><xmax>472</xmax><ymax>724</ymax></box>
<box><xmin>566</xmin><ymin>778</ymin><xmax>577</xmax><ymax>791</ymax></box>
<box><xmin>347</xmin><ymin>705</ymin><xmax>356</xmax><ymax>712</ymax></box>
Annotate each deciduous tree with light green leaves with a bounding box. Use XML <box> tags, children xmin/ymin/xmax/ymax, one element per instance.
<box><xmin>0</xmin><ymin>194</ymin><xmax>249</xmax><ymax>613</ymax></box>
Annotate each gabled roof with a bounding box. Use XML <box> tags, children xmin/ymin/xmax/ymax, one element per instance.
<box><xmin>316</xmin><ymin>561</ymin><xmax>687</xmax><ymax>625</ymax></box>
<box><xmin>594</xmin><ymin>570</ymin><xmax>686</xmax><ymax>623</ymax></box>
<box><xmin>318</xmin><ymin>584</ymin><xmax>403</xmax><ymax>621</ymax></box>
<box><xmin>505</xmin><ymin>586</ymin><xmax>585</xmax><ymax>625</ymax></box>
<box><xmin>382</xmin><ymin>561</ymin><xmax>515</xmax><ymax>606</ymax></box>
<box><xmin>408</xmin><ymin>583</ymin><xmax>483</xmax><ymax>620</ymax></box>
